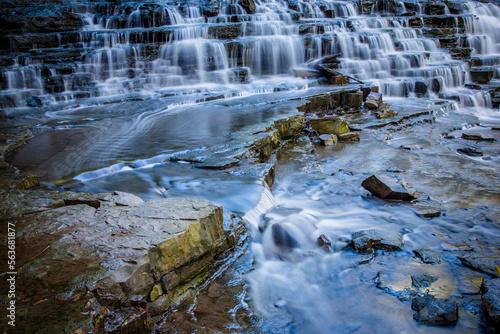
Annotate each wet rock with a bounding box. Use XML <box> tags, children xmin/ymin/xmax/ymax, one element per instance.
<box><xmin>207</xmin><ymin>23</ymin><xmax>242</xmax><ymax>39</ymax></box>
<box><xmin>470</xmin><ymin>67</ymin><xmax>495</xmax><ymax>84</ymax></box>
<box><xmin>329</xmin><ymin>75</ymin><xmax>348</xmax><ymax>85</ymax></box>
<box><xmin>414</xmin><ymin>249</ymin><xmax>441</xmax><ymax>265</ymax></box>
<box><xmin>106</xmin><ymin>309</ymin><xmax>149</xmax><ymax>334</ymax></box>
<box><xmin>361</xmin><ymin>174</ymin><xmax>420</xmax><ymax>201</ymax></box>
<box><xmin>129</xmin><ymin>295</ymin><xmax>147</xmax><ymax>309</ymax></box>
<box><xmin>16</xmin><ymin>175</ymin><xmax>40</xmax><ymax>190</ymax></box>
<box><xmin>411</xmin><ymin>274</ymin><xmax>438</xmax><ymax>289</ymax></box>
<box><xmin>351</xmin><ymin>229</ymin><xmax>381</xmax><ymax>253</ymax></box>
<box><xmin>411</xmin><ymin>295</ymin><xmax>458</xmax><ymax>326</ymax></box>
<box><xmin>459</xmin><ymin>255</ymin><xmax>500</xmax><ymax>278</ymax></box>
<box><xmin>26</xmin><ymin>96</ymin><xmax>43</xmax><ymax>107</ymax></box>
<box><xmin>377</xmin><ymin>230</ymin><xmax>403</xmax><ymax>251</ymax></box>
<box><xmin>310</xmin><ymin>116</ymin><xmax>350</xmax><ymax>135</ymax></box>
<box><xmin>147</xmin><ymin>283</ymin><xmax>163</xmax><ymax>303</ymax></box>
<box><xmin>365</xmin><ymin>92</ymin><xmax>382</xmax><ymax>110</ymax></box>
<box><xmin>430</xmin><ymin>77</ymin><xmax>444</xmax><ymax>93</ymax></box>
<box><xmin>344</xmin><ymin>90</ymin><xmax>363</xmax><ymax>107</ymax></box>
<box><xmin>70</xmin><ymin>73</ymin><xmax>93</xmax><ymax>91</ymax></box>
<box><xmin>272</xmin><ymin>223</ymin><xmax>299</xmax><ymax>249</ymax></box>
<box><xmin>457</xmin><ymin>147</ymin><xmax>483</xmax><ymax>156</ymax></box>
<box><xmin>207</xmin><ymin>282</ymin><xmax>223</xmax><ymax>298</ymax></box>
<box><xmin>113</xmin><ymin>191</ymin><xmax>144</xmax><ymax>207</ymax></box>
<box><xmin>338</xmin><ymin>132</ymin><xmax>360</xmax><ymax>141</ymax></box>
<box><xmin>461</xmin><ymin>133</ymin><xmax>495</xmax><ymax>141</ymax></box>
<box><xmin>465</xmin><ymin>83</ymin><xmax>482</xmax><ymax>90</ymax></box>
<box><xmin>425</xmin><ymin>3</ymin><xmax>447</xmax><ymax>15</ymax></box>
<box><xmin>231</xmin><ymin>67</ymin><xmax>250</xmax><ymax>83</ymax></box>
<box><xmin>410</xmin><ymin>200</ymin><xmax>442</xmax><ymax>218</ymax></box>
<box><xmin>414</xmin><ymin>80</ymin><xmax>428</xmax><ymax>97</ymax></box>
<box><xmin>317</xmin><ymin>234</ymin><xmax>332</xmax><ymax>251</ymax></box>
<box><xmin>400</xmin><ymin>144</ymin><xmax>422</xmax><ymax>151</ymax></box>
<box><xmin>481</xmin><ymin>279</ymin><xmax>500</xmax><ymax>329</ymax></box>
<box><xmin>239</xmin><ymin>0</ymin><xmax>256</xmax><ymax>14</ymax></box>
<box><xmin>197</xmin><ymin>157</ymin><xmax>239</xmax><ymax>169</ymax></box>
<box><xmin>319</xmin><ymin>134</ymin><xmax>337</xmax><ymax>146</ymax></box>
<box><xmin>450</xmin><ymin>47</ymin><xmax>473</xmax><ymax>60</ymax></box>
<box><xmin>375</xmin><ymin>104</ymin><xmax>398</xmax><ymax>118</ymax></box>
<box><xmin>43</xmin><ymin>75</ymin><xmax>65</xmax><ymax>94</ymax></box>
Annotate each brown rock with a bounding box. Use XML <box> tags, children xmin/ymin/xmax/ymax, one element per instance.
<box><xmin>365</xmin><ymin>92</ymin><xmax>382</xmax><ymax>109</ymax></box>
<box><xmin>338</xmin><ymin>132</ymin><xmax>360</xmax><ymax>141</ymax></box>
<box><xmin>310</xmin><ymin>116</ymin><xmax>350</xmax><ymax>135</ymax></box>
<box><xmin>361</xmin><ymin>175</ymin><xmax>420</xmax><ymax>201</ymax></box>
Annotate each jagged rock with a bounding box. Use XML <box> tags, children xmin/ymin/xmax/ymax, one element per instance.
<box><xmin>470</xmin><ymin>67</ymin><xmax>495</xmax><ymax>84</ymax></box>
<box><xmin>411</xmin><ymin>295</ymin><xmax>458</xmax><ymax>326</ymax></box>
<box><xmin>461</xmin><ymin>133</ymin><xmax>495</xmax><ymax>141</ymax></box>
<box><xmin>310</xmin><ymin>116</ymin><xmax>350</xmax><ymax>135</ymax></box>
<box><xmin>481</xmin><ymin>279</ymin><xmax>500</xmax><ymax>329</ymax></box>
<box><xmin>365</xmin><ymin>92</ymin><xmax>382</xmax><ymax>110</ymax></box>
<box><xmin>459</xmin><ymin>255</ymin><xmax>500</xmax><ymax>278</ymax></box>
<box><xmin>317</xmin><ymin>234</ymin><xmax>332</xmax><ymax>251</ymax></box>
<box><xmin>351</xmin><ymin>229</ymin><xmax>402</xmax><ymax>253</ymax></box>
<box><xmin>352</xmin><ymin>229</ymin><xmax>381</xmax><ymax>253</ymax></box>
<box><xmin>457</xmin><ymin>147</ymin><xmax>483</xmax><ymax>156</ymax></box>
<box><xmin>411</xmin><ymin>274</ymin><xmax>438</xmax><ymax>289</ymax></box>
<box><xmin>338</xmin><ymin>132</ymin><xmax>360</xmax><ymax>141</ymax></box>
<box><xmin>319</xmin><ymin>134</ymin><xmax>337</xmax><ymax>146</ymax></box>
<box><xmin>414</xmin><ymin>249</ymin><xmax>441</xmax><ymax>264</ymax></box>
<box><xmin>361</xmin><ymin>175</ymin><xmax>420</xmax><ymax>201</ymax></box>
<box><xmin>375</xmin><ymin>104</ymin><xmax>398</xmax><ymax>118</ymax></box>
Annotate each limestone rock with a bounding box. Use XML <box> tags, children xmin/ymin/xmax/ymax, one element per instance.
<box><xmin>481</xmin><ymin>279</ymin><xmax>500</xmax><ymax>329</ymax></box>
<box><xmin>411</xmin><ymin>295</ymin><xmax>458</xmax><ymax>326</ymax></box>
<box><xmin>414</xmin><ymin>249</ymin><xmax>441</xmax><ymax>264</ymax></box>
<box><xmin>310</xmin><ymin>116</ymin><xmax>350</xmax><ymax>135</ymax></box>
<box><xmin>113</xmin><ymin>191</ymin><xmax>144</xmax><ymax>207</ymax></box>
<box><xmin>319</xmin><ymin>134</ymin><xmax>337</xmax><ymax>146</ymax></box>
<box><xmin>361</xmin><ymin>175</ymin><xmax>420</xmax><ymax>201</ymax></box>
<box><xmin>338</xmin><ymin>132</ymin><xmax>360</xmax><ymax>141</ymax></box>
<box><xmin>365</xmin><ymin>92</ymin><xmax>382</xmax><ymax>109</ymax></box>
<box><xmin>329</xmin><ymin>75</ymin><xmax>348</xmax><ymax>85</ymax></box>
<box><xmin>150</xmin><ymin>283</ymin><xmax>163</xmax><ymax>302</ymax></box>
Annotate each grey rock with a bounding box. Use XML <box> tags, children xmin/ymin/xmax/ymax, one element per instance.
<box><xmin>319</xmin><ymin>134</ymin><xmax>337</xmax><ymax>146</ymax></box>
<box><xmin>470</xmin><ymin>67</ymin><xmax>495</xmax><ymax>84</ymax></box>
<box><xmin>410</xmin><ymin>201</ymin><xmax>442</xmax><ymax>218</ymax></box>
<box><xmin>411</xmin><ymin>295</ymin><xmax>459</xmax><ymax>326</ymax></box>
<box><xmin>338</xmin><ymin>132</ymin><xmax>360</xmax><ymax>141</ymax></box>
<box><xmin>365</xmin><ymin>92</ymin><xmax>382</xmax><ymax>110</ymax></box>
<box><xmin>481</xmin><ymin>279</ymin><xmax>500</xmax><ymax>329</ymax></box>
<box><xmin>352</xmin><ymin>229</ymin><xmax>381</xmax><ymax>253</ymax></box>
<box><xmin>414</xmin><ymin>249</ymin><xmax>441</xmax><ymax>264</ymax></box>
<box><xmin>459</xmin><ymin>255</ymin><xmax>500</xmax><ymax>278</ymax></box>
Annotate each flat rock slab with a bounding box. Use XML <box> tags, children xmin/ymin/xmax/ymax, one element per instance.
<box><xmin>411</xmin><ymin>295</ymin><xmax>458</xmax><ymax>326</ymax></box>
<box><xmin>459</xmin><ymin>255</ymin><xmax>500</xmax><ymax>278</ymax></box>
<box><xmin>351</xmin><ymin>229</ymin><xmax>403</xmax><ymax>253</ymax></box>
<box><xmin>362</xmin><ymin>175</ymin><xmax>420</xmax><ymax>201</ymax></box>
<box><xmin>414</xmin><ymin>249</ymin><xmax>441</xmax><ymax>264</ymax></box>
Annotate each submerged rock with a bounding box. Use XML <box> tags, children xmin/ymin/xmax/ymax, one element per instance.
<box><xmin>410</xmin><ymin>200</ymin><xmax>442</xmax><ymax>218</ymax></box>
<box><xmin>411</xmin><ymin>295</ymin><xmax>459</xmax><ymax>326</ymax></box>
<box><xmin>411</xmin><ymin>274</ymin><xmax>438</xmax><ymax>289</ymax></box>
<box><xmin>361</xmin><ymin>175</ymin><xmax>420</xmax><ymax>201</ymax></box>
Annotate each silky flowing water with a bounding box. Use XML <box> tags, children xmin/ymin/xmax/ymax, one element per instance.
<box><xmin>2</xmin><ymin>0</ymin><xmax>500</xmax><ymax>332</ymax></box>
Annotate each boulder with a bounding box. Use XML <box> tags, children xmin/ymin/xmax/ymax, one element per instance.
<box><xmin>310</xmin><ymin>116</ymin><xmax>350</xmax><ymax>135</ymax></box>
<box><xmin>470</xmin><ymin>67</ymin><xmax>495</xmax><ymax>84</ymax></box>
<box><xmin>411</xmin><ymin>295</ymin><xmax>458</xmax><ymax>326</ymax></box>
<box><xmin>365</xmin><ymin>92</ymin><xmax>382</xmax><ymax>109</ymax></box>
<box><xmin>272</xmin><ymin>223</ymin><xmax>299</xmax><ymax>248</ymax></box>
<box><xmin>413</xmin><ymin>249</ymin><xmax>441</xmax><ymax>264</ymax></box>
<box><xmin>430</xmin><ymin>77</ymin><xmax>443</xmax><ymax>93</ymax></box>
<box><xmin>319</xmin><ymin>134</ymin><xmax>337</xmax><ymax>146</ymax></box>
<box><xmin>361</xmin><ymin>175</ymin><xmax>420</xmax><ymax>201</ymax></box>
<box><xmin>481</xmin><ymin>279</ymin><xmax>500</xmax><ymax>329</ymax></box>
